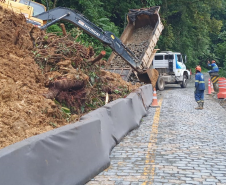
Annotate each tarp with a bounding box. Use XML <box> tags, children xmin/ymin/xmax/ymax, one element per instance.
<box><xmin>0</xmin><ymin>85</ymin><xmax>153</xmax><ymax>185</ymax></box>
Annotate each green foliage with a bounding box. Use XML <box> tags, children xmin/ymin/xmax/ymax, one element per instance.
<box><xmin>61</xmin><ymin>106</ymin><xmax>71</xmax><ymax>122</ymax></box>
<box><xmin>41</xmin><ymin>0</ymin><xmax>53</xmax><ymax>9</ymax></box>
<box><xmin>154</xmin><ymin>0</ymin><xmax>225</xmax><ymax>72</ymax></box>
<box><xmin>46</xmin><ymin>24</ymin><xmax>63</xmax><ymax>35</ymax></box>
<box><xmin>219</xmin><ymin>62</ymin><xmax>226</xmax><ymax>77</ymax></box>
<box><xmin>146</xmin><ymin>0</ymin><xmax>162</xmax><ymax>6</ymax></box>
<box><xmin>209</xmin><ymin>18</ymin><xmax>223</xmax><ymax>34</ymax></box>
<box><xmin>96</xmin><ymin>18</ymin><xmax>119</xmax><ymax>36</ymax></box>
<box><xmin>69</xmin><ymin>28</ymin><xmax>113</xmax><ymax>59</ymax></box>
<box><xmin>201</xmin><ymin>67</ymin><xmax>209</xmax><ymax>73</ymax></box>
<box><xmin>88</xmin><ymin>71</ymin><xmax>98</xmax><ymax>85</ymax></box>
<box><xmin>218</xmin><ymin>31</ymin><xmax>226</xmax><ymax>41</ymax></box>
<box><xmin>49</xmin><ymin>122</ymin><xmax>57</xmax><ymax>127</ymax></box>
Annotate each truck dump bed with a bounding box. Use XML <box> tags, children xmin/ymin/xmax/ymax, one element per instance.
<box><xmin>106</xmin><ymin>6</ymin><xmax>164</xmax><ymax>82</ymax></box>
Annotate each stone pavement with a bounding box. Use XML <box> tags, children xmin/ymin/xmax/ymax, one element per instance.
<box><xmin>87</xmin><ymin>75</ymin><xmax>226</xmax><ymax>185</ymax></box>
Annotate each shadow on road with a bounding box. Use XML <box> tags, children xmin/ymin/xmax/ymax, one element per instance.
<box><xmin>163</xmin><ymin>86</ymin><xmax>181</xmax><ymax>90</ymax></box>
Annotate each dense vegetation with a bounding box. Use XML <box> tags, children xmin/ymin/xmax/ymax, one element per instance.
<box><xmin>36</xmin><ymin>0</ymin><xmax>226</xmax><ymax>76</ymax></box>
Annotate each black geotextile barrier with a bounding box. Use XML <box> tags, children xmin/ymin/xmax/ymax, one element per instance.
<box><xmin>0</xmin><ymin>85</ymin><xmax>153</xmax><ymax>185</ymax></box>
<box><xmin>139</xmin><ymin>84</ymin><xmax>153</xmax><ymax>108</ymax></box>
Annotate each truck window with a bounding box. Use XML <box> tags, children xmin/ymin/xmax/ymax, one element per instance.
<box><xmin>155</xmin><ymin>55</ymin><xmax>163</xmax><ymax>60</ymax></box>
<box><xmin>165</xmin><ymin>55</ymin><xmax>174</xmax><ymax>60</ymax></box>
<box><xmin>19</xmin><ymin>0</ymin><xmax>45</xmax><ymax>16</ymax></box>
<box><xmin>177</xmin><ymin>55</ymin><xmax>182</xmax><ymax>62</ymax></box>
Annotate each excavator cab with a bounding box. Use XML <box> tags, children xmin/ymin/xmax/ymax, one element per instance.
<box><xmin>18</xmin><ymin>0</ymin><xmax>46</xmax><ymax>16</ymax></box>
<box><xmin>0</xmin><ymin>0</ymin><xmax>45</xmax><ymax>26</ymax></box>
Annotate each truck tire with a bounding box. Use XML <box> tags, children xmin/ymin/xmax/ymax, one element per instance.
<box><xmin>180</xmin><ymin>75</ymin><xmax>187</xmax><ymax>88</ymax></box>
<box><xmin>156</xmin><ymin>76</ymin><xmax>165</xmax><ymax>91</ymax></box>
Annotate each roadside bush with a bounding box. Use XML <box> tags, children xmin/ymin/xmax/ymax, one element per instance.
<box><xmin>219</xmin><ymin>62</ymin><xmax>226</xmax><ymax>77</ymax></box>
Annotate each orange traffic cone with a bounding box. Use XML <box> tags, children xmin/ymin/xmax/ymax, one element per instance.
<box><xmin>150</xmin><ymin>88</ymin><xmax>160</xmax><ymax>108</ymax></box>
<box><xmin>208</xmin><ymin>78</ymin><xmax>211</xmax><ymax>95</ymax></box>
<box><xmin>211</xmin><ymin>82</ymin><xmax>214</xmax><ymax>93</ymax></box>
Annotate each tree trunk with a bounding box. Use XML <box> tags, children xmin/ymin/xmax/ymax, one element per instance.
<box><xmin>43</xmin><ymin>78</ymin><xmax>85</xmax><ymax>99</ymax></box>
<box><xmin>53</xmin><ymin>0</ymin><xmax>58</xmax><ymax>8</ymax></box>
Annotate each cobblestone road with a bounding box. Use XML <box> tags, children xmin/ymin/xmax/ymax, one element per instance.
<box><xmin>87</xmin><ymin>75</ymin><xmax>226</xmax><ymax>185</ymax></box>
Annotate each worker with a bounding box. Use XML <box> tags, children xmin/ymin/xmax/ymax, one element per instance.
<box><xmin>207</xmin><ymin>60</ymin><xmax>219</xmax><ymax>74</ymax></box>
<box><xmin>194</xmin><ymin>65</ymin><xmax>205</xmax><ymax>110</ymax></box>
<box><xmin>207</xmin><ymin>60</ymin><xmax>219</xmax><ymax>92</ymax></box>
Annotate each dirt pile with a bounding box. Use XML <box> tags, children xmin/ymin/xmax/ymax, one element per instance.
<box><xmin>0</xmin><ymin>6</ymin><xmax>67</xmax><ymax>148</ymax></box>
<box><xmin>0</xmin><ymin>6</ymin><xmax>140</xmax><ymax>149</ymax></box>
<box><xmin>33</xmin><ymin>31</ymin><xmax>140</xmax><ymax>114</ymax></box>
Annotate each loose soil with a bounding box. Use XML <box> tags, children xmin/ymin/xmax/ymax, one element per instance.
<box><xmin>0</xmin><ymin>6</ymin><xmax>140</xmax><ymax>149</ymax></box>
<box><xmin>109</xmin><ymin>25</ymin><xmax>153</xmax><ymax>68</ymax></box>
<box><xmin>108</xmin><ymin>25</ymin><xmax>159</xmax><ymax>87</ymax></box>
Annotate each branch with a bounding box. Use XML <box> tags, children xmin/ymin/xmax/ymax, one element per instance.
<box><xmin>87</xmin><ymin>51</ymin><xmax>106</xmax><ymax>65</ymax></box>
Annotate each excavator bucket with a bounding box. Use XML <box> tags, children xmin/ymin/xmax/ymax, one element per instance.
<box><xmin>137</xmin><ymin>69</ymin><xmax>159</xmax><ymax>87</ymax></box>
<box><xmin>106</xmin><ymin>6</ymin><xmax>164</xmax><ymax>84</ymax></box>
<box><xmin>137</xmin><ymin>69</ymin><xmax>153</xmax><ymax>84</ymax></box>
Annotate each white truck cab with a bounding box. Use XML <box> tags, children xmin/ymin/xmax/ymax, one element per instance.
<box><xmin>152</xmin><ymin>51</ymin><xmax>190</xmax><ymax>90</ymax></box>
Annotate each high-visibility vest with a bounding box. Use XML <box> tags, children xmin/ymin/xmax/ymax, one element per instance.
<box><xmin>195</xmin><ymin>72</ymin><xmax>205</xmax><ymax>90</ymax></box>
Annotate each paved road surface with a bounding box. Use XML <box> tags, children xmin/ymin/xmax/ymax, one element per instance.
<box><xmin>87</xmin><ymin>75</ymin><xmax>226</xmax><ymax>185</ymax></box>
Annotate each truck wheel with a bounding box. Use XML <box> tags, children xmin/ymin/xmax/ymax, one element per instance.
<box><xmin>180</xmin><ymin>75</ymin><xmax>187</xmax><ymax>88</ymax></box>
<box><xmin>156</xmin><ymin>76</ymin><xmax>165</xmax><ymax>91</ymax></box>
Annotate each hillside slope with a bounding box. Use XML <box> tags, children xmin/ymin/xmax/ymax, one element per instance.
<box><xmin>0</xmin><ymin>6</ymin><xmax>140</xmax><ymax>149</ymax></box>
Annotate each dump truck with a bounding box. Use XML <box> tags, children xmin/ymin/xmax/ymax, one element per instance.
<box><xmin>106</xmin><ymin>8</ymin><xmax>190</xmax><ymax>90</ymax></box>
<box><xmin>153</xmin><ymin>51</ymin><xmax>190</xmax><ymax>90</ymax></box>
<box><xmin>0</xmin><ymin>1</ymin><xmax>163</xmax><ymax>86</ymax></box>
<box><xmin>107</xmin><ymin>6</ymin><xmax>164</xmax><ymax>86</ymax></box>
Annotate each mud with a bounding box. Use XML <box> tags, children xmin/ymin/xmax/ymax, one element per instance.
<box><xmin>150</xmin><ymin>68</ymin><xmax>159</xmax><ymax>88</ymax></box>
<box><xmin>0</xmin><ymin>6</ymin><xmax>139</xmax><ymax>149</ymax></box>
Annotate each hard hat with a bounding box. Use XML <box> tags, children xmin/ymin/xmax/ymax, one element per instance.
<box><xmin>195</xmin><ymin>65</ymin><xmax>201</xmax><ymax>72</ymax></box>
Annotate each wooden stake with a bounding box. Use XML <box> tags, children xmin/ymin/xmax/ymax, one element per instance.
<box><xmin>105</xmin><ymin>92</ymin><xmax>109</xmax><ymax>105</ymax></box>
<box><xmin>60</xmin><ymin>23</ymin><xmax>67</xmax><ymax>36</ymax></box>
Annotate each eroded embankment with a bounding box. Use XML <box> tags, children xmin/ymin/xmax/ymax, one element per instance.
<box><xmin>0</xmin><ymin>6</ymin><xmax>140</xmax><ymax>149</ymax></box>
